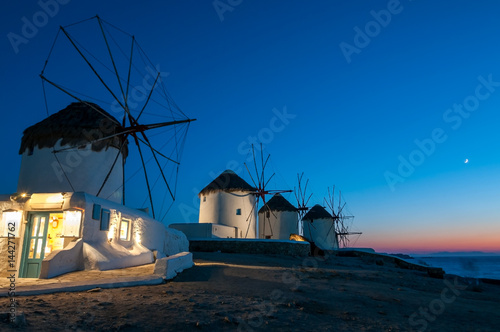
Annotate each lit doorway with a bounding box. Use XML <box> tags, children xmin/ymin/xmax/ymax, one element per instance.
<box><xmin>20</xmin><ymin>212</ymin><xmax>64</xmax><ymax>278</ymax></box>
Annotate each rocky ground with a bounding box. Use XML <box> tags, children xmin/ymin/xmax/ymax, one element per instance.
<box><xmin>1</xmin><ymin>251</ymin><xmax>499</xmax><ymax>331</ymax></box>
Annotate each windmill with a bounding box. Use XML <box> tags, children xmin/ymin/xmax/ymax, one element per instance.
<box><xmin>39</xmin><ymin>16</ymin><xmax>195</xmax><ymax>222</ymax></box>
<box><xmin>294</xmin><ymin>172</ymin><xmax>312</xmax><ymax>237</ymax></box>
<box><xmin>324</xmin><ymin>186</ymin><xmax>361</xmax><ymax>248</ymax></box>
<box><xmin>243</xmin><ymin>143</ymin><xmax>292</xmax><ymax>238</ymax></box>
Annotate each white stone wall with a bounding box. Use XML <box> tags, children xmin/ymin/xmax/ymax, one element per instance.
<box><xmin>199</xmin><ymin>191</ymin><xmax>256</xmax><ymax>238</ymax></box>
<box><xmin>29</xmin><ymin>192</ymin><xmax>189</xmax><ymax>278</ymax></box>
<box><xmin>17</xmin><ymin>140</ymin><xmax>124</xmax><ymax>204</ymax></box>
<box><xmin>169</xmin><ymin>223</ymin><xmax>237</xmax><ymax>239</ymax></box>
<box><xmin>303</xmin><ymin>218</ymin><xmax>339</xmax><ymax>250</ymax></box>
<box><xmin>79</xmin><ymin>193</ymin><xmax>189</xmax><ymax>257</ymax></box>
<box><xmin>258</xmin><ymin>210</ymin><xmax>299</xmax><ymax>240</ymax></box>
<box><xmin>0</xmin><ymin>199</ymin><xmax>26</xmax><ymax>277</ymax></box>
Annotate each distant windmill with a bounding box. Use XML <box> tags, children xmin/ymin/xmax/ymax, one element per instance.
<box><xmin>294</xmin><ymin>172</ymin><xmax>313</xmax><ymax>236</ymax></box>
<box><xmin>243</xmin><ymin>144</ymin><xmax>292</xmax><ymax>238</ymax></box>
<box><xmin>324</xmin><ymin>186</ymin><xmax>361</xmax><ymax>248</ymax></box>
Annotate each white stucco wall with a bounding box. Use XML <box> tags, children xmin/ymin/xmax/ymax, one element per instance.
<box><xmin>258</xmin><ymin>210</ymin><xmax>299</xmax><ymax>240</ymax></box>
<box><xmin>76</xmin><ymin>193</ymin><xmax>189</xmax><ymax>258</ymax></box>
<box><xmin>303</xmin><ymin>218</ymin><xmax>339</xmax><ymax>250</ymax></box>
<box><xmin>17</xmin><ymin>140</ymin><xmax>124</xmax><ymax>203</ymax></box>
<box><xmin>14</xmin><ymin>192</ymin><xmax>189</xmax><ymax>278</ymax></box>
<box><xmin>0</xmin><ymin>197</ymin><xmax>25</xmax><ymax>277</ymax></box>
<box><xmin>199</xmin><ymin>191</ymin><xmax>256</xmax><ymax>238</ymax></box>
<box><xmin>169</xmin><ymin>223</ymin><xmax>237</xmax><ymax>239</ymax></box>
<box><xmin>39</xmin><ymin>239</ymin><xmax>84</xmax><ymax>279</ymax></box>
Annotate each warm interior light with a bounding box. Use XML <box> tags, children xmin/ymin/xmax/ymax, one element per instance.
<box><xmin>51</xmin><ymin>216</ymin><xmax>59</xmax><ymax>228</ymax></box>
<box><xmin>30</xmin><ymin>193</ymin><xmax>65</xmax><ymax>209</ymax></box>
<box><xmin>62</xmin><ymin>210</ymin><xmax>82</xmax><ymax>237</ymax></box>
<box><xmin>120</xmin><ymin>219</ymin><xmax>130</xmax><ymax>241</ymax></box>
<box><xmin>46</xmin><ymin>193</ymin><xmax>64</xmax><ymax>203</ymax></box>
<box><xmin>45</xmin><ymin>213</ymin><xmax>64</xmax><ymax>255</ymax></box>
<box><xmin>108</xmin><ymin>224</ymin><xmax>116</xmax><ymax>241</ymax></box>
<box><xmin>21</xmin><ymin>193</ymin><xmax>27</xmax><ymax>198</ymax></box>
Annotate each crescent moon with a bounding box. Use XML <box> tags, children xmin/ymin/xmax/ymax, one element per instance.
<box><xmin>465</xmin><ymin>159</ymin><xmax>469</xmax><ymax>164</ymax></box>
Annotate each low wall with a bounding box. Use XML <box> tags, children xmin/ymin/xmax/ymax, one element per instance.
<box><xmin>189</xmin><ymin>238</ymin><xmax>310</xmax><ymax>257</ymax></box>
<box><xmin>39</xmin><ymin>239</ymin><xmax>84</xmax><ymax>279</ymax></box>
<box><xmin>154</xmin><ymin>252</ymin><xmax>194</xmax><ymax>280</ymax></box>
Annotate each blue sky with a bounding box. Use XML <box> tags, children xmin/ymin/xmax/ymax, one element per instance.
<box><xmin>2</xmin><ymin>0</ymin><xmax>500</xmax><ymax>253</ymax></box>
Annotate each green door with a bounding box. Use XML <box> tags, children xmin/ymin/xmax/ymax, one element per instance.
<box><xmin>20</xmin><ymin>213</ymin><xmax>50</xmax><ymax>278</ymax></box>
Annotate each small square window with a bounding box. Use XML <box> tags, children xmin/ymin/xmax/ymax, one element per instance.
<box><xmin>236</xmin><ymin>208</ymin><xmax>241</xmax><ymax>216</ymax></box>
<box><xmin>100</xmin><ymin>209</ymin><xmax>110</xmax><ymax>231</ymax></box>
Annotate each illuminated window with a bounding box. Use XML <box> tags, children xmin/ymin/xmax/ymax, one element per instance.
<box><xmin>46</xmin><ymin>213</ymin><xmax>64</xmax><ymax>255</ymax></box>
<box><xmin>62</xmin><ymin>210</ymin><xmax>82</xmax><ymax>237</ymax></box>
<box><xmin>236</xmin><ymin>208</ymin><xmax>241</xmax><ymax>216</ymax></box>
<box><xmin>120</xmin><ymin>219</ymin><xmax>130</xmax><ymax>241</ymax></box>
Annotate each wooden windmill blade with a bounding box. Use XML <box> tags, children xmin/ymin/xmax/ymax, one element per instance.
<box><xmin>40</xmin><ymin>16</ymin><xmax>196</xmax><ymax>221</ymax></box>
<box><xmin>243</xmin><ymin>143</ymin><xmax>292</xmax><ymax>238</ymax></box>
<box><xmin>294</xmin><ymin>172</ymin><xmax>313</xmax><ymax>237</ymax></box>
<box><xmin>333</xmin><ymin>188</ymin><xmax>361</xmax><ymax>248</ymax></box>
<box><xmin>295</xmin><ymin>173</ymin><xmax>312</xmax><ymax>219</ymax></box>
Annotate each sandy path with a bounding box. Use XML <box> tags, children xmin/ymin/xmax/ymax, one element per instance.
<box><xmin>1</xmin><ymin>252</ymin><xmax>499</xmax><ymax>331</ymax></box>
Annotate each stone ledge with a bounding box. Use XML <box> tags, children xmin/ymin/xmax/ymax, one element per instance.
<box><xmin>154</xmin><ymin>252</ymin><xmax>194</xmax><ymax>280</ymax></box>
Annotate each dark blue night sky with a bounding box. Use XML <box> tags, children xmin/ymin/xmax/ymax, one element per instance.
<box><xmin>2</xmin><ymin>0</ymin><xmax>500</xmax><ymax>253</ymax></box>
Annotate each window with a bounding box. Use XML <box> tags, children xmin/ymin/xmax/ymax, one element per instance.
<box><xmin>266</xmin><ymin>211</ymin><xmax>270</xmax><ymax>218</ymax></box>
<box><xmin>120</xmin><ymin>219</ymin><xmax>130</xmax><ymax>241</ymax></box>
<box><xmin>236</xmin><ymin>208</ymin><xmax>241</xmax><ymax>216</ymax></box>
<box><xmin>100</xmin><ymin>209</ymin><xmax>110</xmax><ymax>231</ymax></box>
<box><xmin>92</xmin><ymin>204</ymin><xmax>101</xmax><ymax>220</ymax></box>
<box><xmin>62</xmin><ymin>210</ymin><xmax>82</xmax><ymax>237</ymax></box>
<box><xmin>203</xmin><ymin>196</ymin><xmax>206</xmax><ymax>202</ymax></box>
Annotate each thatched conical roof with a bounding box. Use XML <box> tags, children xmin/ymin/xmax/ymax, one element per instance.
<box><xmin>19</xmin><ymin>102</ymin><xmax>128</xmax><ymax>158</ymax></box>
<box><xmin>258</xmin><ymin>193</ymin><xmax>297</xmax><ymax>213</ymax></box>
<box><xmin>199</xmin><ymin>170</ymin><xmax>256</xmax><ymax>196</ymax></box>
<box><xmin>302</xmin><ymin>204</ymin><xmax>333</xmax><ymax>221</ymax></box>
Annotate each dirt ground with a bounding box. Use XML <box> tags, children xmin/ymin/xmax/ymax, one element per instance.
<box><xmin>1</xmin><ymin>252</ymin><xmax>499</xmax><ymax>331</ymax></box>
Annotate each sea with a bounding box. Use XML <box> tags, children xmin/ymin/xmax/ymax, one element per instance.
<box><xmin>412</xmin><ymin>255</ymin><xmax>500</xmax><ymax>280</ymax></box>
